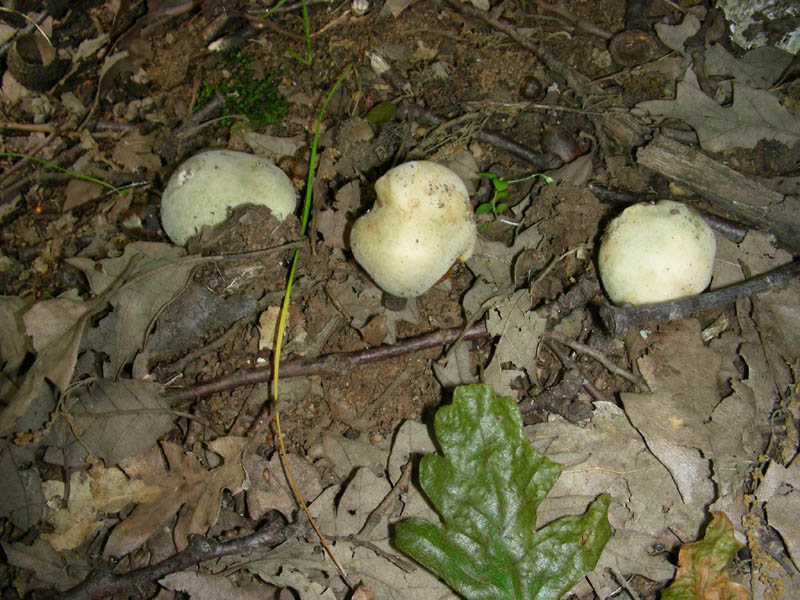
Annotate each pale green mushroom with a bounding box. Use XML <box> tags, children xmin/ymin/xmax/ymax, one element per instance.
<box><xmin>161</xmin><ymin>150</ymin><xmax>296</xmax><ymax>246</ymax></box>
<box><xmin>598</xmin><ymin>200</ymin><xmax>716</xmax><ymax>305</ymax></box>
<box><xmin>350</xmin><ymin>161</ymin><xmax>477</xmax><ymax>299</ymax></box>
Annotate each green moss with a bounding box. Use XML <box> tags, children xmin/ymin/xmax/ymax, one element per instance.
<box><xmin>196</xmin><ymin>51</ymin><xmax>288</xmax><ymax>128</ymax></box>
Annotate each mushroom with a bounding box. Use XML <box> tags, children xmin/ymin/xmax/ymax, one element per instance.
<box><xmin>598</xmin><ymin>200</ymin><xmax>716</xmax><ymax>306</ymax></box>
<box><xmin>161</xmin><ymin>150</ymin><xmax>296</xmax><ymax>246</ymax></box>
<box><xmin>350</xmin><ymin>160</ymin><xmax>477</xmax><ymax>300</ymax></box>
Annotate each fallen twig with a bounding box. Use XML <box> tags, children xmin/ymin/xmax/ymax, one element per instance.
<box><xmin>528</xmin><ymin>0</ymin><xmax>613</xmax><ymax>40</ymax></box>
<box><xmin>168</xmin><ymin>270</ymin><xmax>603</xmax><ymax>404</ymax></box>
<box><xmin>398</xmin><ymin>101</ymin><xmax>562</xmax><ymax>171</ymax></box>
<box><xmin>357</xmin><ymin>460</ymin><xmax>412</xmax><ymax>541</ymax></box>
<box><xmin>599</xmin><ymin>260</ymin><xmax>800</xmax><ymax>338</ymax></box>
<box><xmin>545</xmin><ymin>329</ymin><xmax>648</xmax><ymax>390</ymax></box>
<box><xmin>167</xmin><ymin>321</ymin><xmax>492</xmax><ymax>404</ymax></box>
<box><xmin>588</xmin><ymin>183</ymin><xmax>748</xmax><ymax>243</ymax></box>
<box><xmin>55</xmin><ymin>515</ymin><xmax>286</xmax><ymax>600</ymax></box>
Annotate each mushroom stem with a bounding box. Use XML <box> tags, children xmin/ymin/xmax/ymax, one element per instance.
<box><xmin>599</xmin><ymin>260</ymin><xmax>800</xmax><ymax>337</ymax></box>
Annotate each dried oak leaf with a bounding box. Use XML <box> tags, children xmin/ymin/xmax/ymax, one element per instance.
<box><xmin>104</xmin><ymin>437</ymin><xmax>248</xmax><ymax>558</ymax></box>
<box><xmin>635</xmin><ymin>68</ymin><xmax>800</xmax><ymax>153</ymax></box>
<box><xmin>661</xmin><ymin>511</ymin><xmax>749</xmax><ymax>600</ymax></box>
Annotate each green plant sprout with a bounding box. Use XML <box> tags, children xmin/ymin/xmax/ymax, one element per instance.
<box><xmin>271</xmin><ymin>64</ymin><xmax>353</xmax><ymax>581</ymax></box>
<box><xmin>476</xmin><ymin>171</ymin><xmax>554</xmax><ymax>232</ymax></box>
<box><xmin>196</xmin><ymin>51</ymin><xmax>288</xmax><ymax>128</ymax></box>
<box><xmin>263</xmin><ymin>0</ymin><xmax>313</xmax><ymax>66</ymax></box>
<box><xmin>0</xmin><ymin>152</ymin><xmax>130</xmax><ymax>195</ymax></box>
<box><xmin>395</xmin><ymin>384</ymin><xmax>610</xmax><ymax>600</ymax></box>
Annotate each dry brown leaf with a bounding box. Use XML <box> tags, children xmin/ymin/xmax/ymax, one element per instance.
<box><xmin>308</xmin><ymin>467</ymin><xmax>390</xmax><ymax>537</ymax></box>
<box><xmin>464</xmin><ymin>225</ymin><xmax>543</xmax><ymax>305</ymax></box>
<box><xmin>242</xmin><ymin>131</ymin><xmax>305</xmax><ymax>158</ymax></box>
<box><xmin>525</xmin><ymin>401</ymin><xmax>705</xmax><ymax>595</ymax></box>
<box><xmin>317</xmin><ymin>180</ymin><xmax>361</xmax><ymax>250</ymax></box>
<box><xmin>243</xmin><ymin>451</ymin><xmax>322</xmax><ymax>522</ymax></box>
<box><xmin>104</xmin><ymin>437</ymin><xmax>248</xmax><ymax>557</ymax></box>
<box><xmin>160</xmin><ymin>570</ymin><xmax>267</xmax><ymax>600</ymax></box>
<box><xmin>623</xmin><ymin>320</ymin><xmax>764</xmax><ymax>516</ymax></box>
<box><xmin>0</xmin><ymin>295</ymin><xmax>31</xmax><ymax>374</ymax></box>
<box><xmin>2</xmin><ymin>538</ymin><xmax>89</xmax><ymax>592</ymax></box>
<box><xmin>42</xmin><ymin>379</ymin><xmax>173</xmax><ymax>468</ymax></box>
<box><xmin>483</xmin><ymin>288</ymin><xmax>546</xmax><ymax>398</ymax></box>
<box><xmin>41</xmin><ymin>462</ymin><xmax>161</xmax><ymax>551</ymax></box>
<box><xmin>352</xmin><ymin>583</ymin><xmax>379</xmax><ymax>600</ymax></box>
<box><xmin>320</xmin><ymin>433</ymin><xmax>389</xmax><ymax>481</ymax></box>
<box><xmin>1</xmin><ymin>291</ymin><xmax>101</xmax><ymax>434</ymax></box>
<box><xmin>635</xmin><ymin>68</ymin><xmax>800</xmax><ymax>152</ymax></box>
<box><xmin>325</xmin><ymin>274</ymin><xmax>419</xmax><ymax>344</ymax></box>
<box><xmin>0</xmin><ymin>437</ymin><xmax>44</xmax><ymax>530</ymax></box>
<box><xmin>68</xmin><ymin>242</ymin><xmax>204</xmax><ymax>377</ymax></box>
<box><xmin>342</xmin><ymin>539</ymin><xmax>459</xmax><ymax>600</ymax></box>
<box><xmin>62</xmin><ymin>179</ymin><xmax>104</xmax><ymax>211</ymax></box>
<box><xmin>111</xmin><ymin>131</ymin><xmax>161</xmax><ymax>173</ymax></box>
<box><xmin>758</xmin><ymin>456</ymin><xmax>800</xmax><ymax>571</ymax></box>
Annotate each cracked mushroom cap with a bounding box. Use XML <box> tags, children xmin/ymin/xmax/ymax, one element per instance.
<box><xmin>598</xmin><ymin>200</ymin><xmax>716</xmax><ymax>306</ymax></box>
<box><xmin>350</xmin><ymin>161</ymin><xmax>477</xmax><ymax>298</ymax></box>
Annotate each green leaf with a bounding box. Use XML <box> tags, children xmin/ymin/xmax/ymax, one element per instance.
<box><xmin>365</xmin><ymin>101</ymin><xmax>397</xmax><ymax>131</ymax></box>
<box><xmin>475</xmin><ymin>203</ymin><xmax>495</xmax><ymax>216</ymax></box>
<box><xmin>660</xmin><ymin>512</ymin><xmax>749</xmax><ymax>600</ymax></box>
<box><xmin>495</xmin><ymin>202</ymin><xmax>510</xmax><ymax>213</ymax></box>
<box><xmin>395</xmin><ymin>384</ymin><xmax>611</xmax><ymax>600</ymax></box>
<box><xmin>478</xmin><ymin>172</ymin><xmax>509</xmax><ymax>192</ymax></box>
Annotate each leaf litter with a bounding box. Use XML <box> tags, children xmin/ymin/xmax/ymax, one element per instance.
<box><xmin>0</xmin><ymin>1</ymin><xmax>799</xmax><ymax>599</ymax></box>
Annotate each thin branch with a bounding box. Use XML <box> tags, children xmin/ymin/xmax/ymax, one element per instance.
<box><xmin>443</xmin><ymin>0</ymin><xmax>601</xmax><ymax>97</ymax></box>
<box><xmin>168</xmin><ymin>270</ymin><xmax>603</xmax><ymax>404</ymax></box>
<box><xmin>545</xmin><ymin>329</ymin><xmax>648</xmax><ymax>390</ymax></box>
<box><xmin>398</xmin><ymin>100</ymin><xmax>562</xmax><ymax>171</ymax></box>
<box><xmin>167</xmin><ymin>321</ymin><xmax>492</xmax><ymax>404</ymax></box>
<box><xmin>55</xmin><ymin>515</ymin><xmax>286</xmax><ymax>600</ymax></box>
<box><xmin>357</xmin><ymin>460</ymin><xmax>412</xmax><ymax>541</ymax></box>
<box><xmin>599</xmin><ymin>260</ymin><xmax>800</xmax><ymax>338</ymax></box>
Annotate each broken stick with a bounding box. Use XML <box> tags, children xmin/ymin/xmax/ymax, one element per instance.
<box><xmin>636</xmin><ymin>135</ymin><xmax>800</xmax><ymax>252</ymax></box>
<box><xmin>599</xmin><ymin>260</ymin><xmax>800</xmax><ymax>337</ymax></box>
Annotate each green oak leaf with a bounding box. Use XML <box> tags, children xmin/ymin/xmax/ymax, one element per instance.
<box><xmin>395</xmin><ymin>384</ymin><xmax>611</xmax><ymax>600</ymax></box>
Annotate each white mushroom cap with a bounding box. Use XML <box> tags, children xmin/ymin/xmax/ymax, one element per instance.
<box><xmin>161</xmin><ymin>150</ymin><xmax>296</xmax><ymax>246</ymax></box>
<box><xmin>350</xmin><ymin>160</ymin><xmax>477</xmax><ymax>298</ymax></box>
<box><xmin>598</xmin><ymin>200</ymin><xmax>716</xmax><ymax>306</ymax></box>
